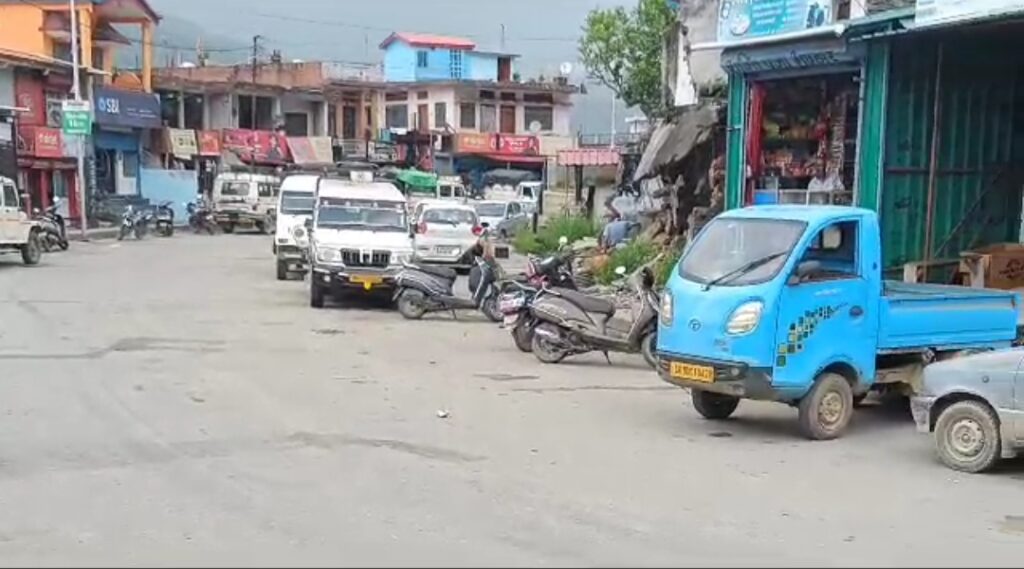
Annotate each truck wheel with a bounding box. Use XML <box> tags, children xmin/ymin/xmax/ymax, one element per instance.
<box><xmin>397</xmin><ymin>289</ymin><xmax>428</xmax><ymax>320</ymax></box>
<box><xmin>692</xmin><ymin>390</ymin><xmax>739</xmax><ymax>420</ymax></box>
<box><xmin>21</xmin><ymin>231</ymin><xmax>42</xmax><ymax>266</ymax></box>
<box><xmin>310</xmin><ymin>280</ymin><xmax>326</xmax><ymax>308</ymax></box>
<box><xmin>934</xmin><ymin>400</ymin><xmax>1001</xmax><ymax>473</ymax></box>
<box><xmin>798</xmin><ymin>372</ymin><xmax>854</xmax><ymax>440</ymax></box>
<box><xmin>276</xmin><ymin>260</ymin><xmax>288</xmax><ymax>281</ymax></box>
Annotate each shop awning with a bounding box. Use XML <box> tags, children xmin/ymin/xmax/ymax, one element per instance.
<box><xmin>482</xmin><ymin>153</ymin><xmax>546</xmax><ymax>165</ymax></box>
<box><xmin>395</xmin><ymin>169</ymin><xmax>438</xmax><ymax>190</ymax></box>
<box><xmin>287</xmin><ymin>136</ymin><xmax>334</xmax><ymax>166</ymax></box>
<box><xmin>633</xmin><ymin>104</ymin><xmax>719</xmax><ymax>183</ymax></box>
<box><xmin>557</xmin><ymin>148</ymin><xmax>620</xmax><ymax>167</ymax></box>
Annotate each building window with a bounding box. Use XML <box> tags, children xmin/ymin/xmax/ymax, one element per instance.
<box><xmin>184</xmin><ymin>94</ymin><xmax>205</xmax><ymax>130</ymax></box>
<box><xmin>434</xmin><ymin>102</ymin><xmax>447</xmax><ymax>129</ymax></box>
<box><xmin>500</xmin><ymin>92</ymin><xmax>517</xmax><ymax>102</ymax></box>
<box><xmin>459</xmin><ymin>103</ymin><xmax>476</xmax><ymax>129</ymax></box>
<box><xmin>523</xmin><ymin>93</ymin><xmax>554</xmax><ymax>104</ymax></box>
<box><xmin>385</xmin><ymin>104</ymin><xmax>408</xmax><ymax>129</ymax></box>
<box><xmin>385</xmin><ymin>91</ymin><xmax>408</xmax><ymax>102</ymax></box>
<box><xmin>480</xmin><ymin>104</ymin><xmax>496</xmax><ymax>133</ymax></box>
<box><xmin>417</xmin><ymin>91</ymin><xmax>429</xmax><ymax>100</ymax></box>
<box><xmin>238</xmin><ymin>95</ymin><xmax>274</xmax><ymax>130</ymax></box>
<box><xmin>284</xmin><ymin>113</ymin><xmax>308</xmax><ymax>136</ymax></box>
<box><xmin>417</xmin><ymin>50</ymin><xmax>429</xmax><ymax>68</ymax></box>
<box><xmin>479</xmin><ymin>90</ymin><xmax>496</xmax><ymax>100</ymax></box>
<box><xmin>450</xmin><ymin>50</ymin><xmax>464</xmax><ymax>79</ymax></box>
<box><xmin>524</xmin><ymin>106</ymin><xmax>554</xmax><ymax>132</ymax></box>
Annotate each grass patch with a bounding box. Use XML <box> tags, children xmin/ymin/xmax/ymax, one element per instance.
<box><xmin>653</xmin><ymin>242</ymin><xmax>685</xmax><ymax>288</ymax></box>
<box><xmin>595</xmin><ymin>239</ymin><xmax>660</xmax><ymax>285</ymax></box>
<box><xmin>512</xmin><ymin>215</ymin><xmax>598</xmax><ymax>255</ymax></box>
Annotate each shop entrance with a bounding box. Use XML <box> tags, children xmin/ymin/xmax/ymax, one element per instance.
<box><xmin>746</xmin><ymin>72</ymin><xmax>860</xmax><ymax>208</ymax></box>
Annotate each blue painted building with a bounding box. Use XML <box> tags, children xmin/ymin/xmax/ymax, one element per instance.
<box><xmin>379</xmin><ymin>32</ymin><xmax>515</xmax><ymax>83</ymax></box>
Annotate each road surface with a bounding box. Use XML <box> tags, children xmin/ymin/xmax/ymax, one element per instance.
<box><xmin>0</xmin><ymin>235</ymin><xmax>1022</xmax><ymax>567</ymax></box>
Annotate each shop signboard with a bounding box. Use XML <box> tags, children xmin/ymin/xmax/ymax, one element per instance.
<box><xmin>197</xmin><ymin>130</ymin><xmax>222</xmax><ymax>156</ymax></box>
<box><xmin>720</xmin><ymin>38</ymin><xmax>864</xmax><ymax>74</ymax></box>
<box><xmin>221</xmin><ymin>129</ymin><xmax>291</xmax><ymax>164</ymax></box>
<box><xmin>165</xmin><ymin>128</ymin><xmax>198</xmax><ymax>159</ymax></box>
<box><xmin>61</xmin><ymin>100</ymin><xmax>92</xmax><ymax>135</ymax></box>
<box><xmin>916</xmin><ymin>0</ymin><xmax>1024</xmax><ymax>27</ymax></box>
<box><xmin>14</xmin><ymin>73</ymin><xmax>45</xmax><ymax>127</ymax></box>
<box><xmin>716</xmin><ymin>0</ymin><xmax>833</xmax><ymax>44</ymax></box>
<box><xmin>454</xmin><ymin>132</ymin><xmax>497</xmax><ymax>154</ymax></box>
<box><xmin>0</xmin><ymin>111</ymin><xmax>15</xmax><ymax>181</ymax></box>
<box><xmin>17</xmin><ymin>126</ymin><xmax>64</xmax><ymax>158</ymax></box>
<box><xmin>496</xmin><ymin>134</ymin><xmax>541</xmax><ymax>156</ymax></box>
<box><xmin>93</xmin><ymin>87</ymin><xmax>161</xmax><ymax>129</ymax></box>
<box><xmin>287</xmin><ymin>137</ymin><xmax>334</xmax><ymax>165</ymax></box>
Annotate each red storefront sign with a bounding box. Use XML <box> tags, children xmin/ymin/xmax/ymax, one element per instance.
<box><xmin>454</xmin><ymin>133</ymin><xmax>497</xmax><ymax>154</ymax></box>
<box><xmin>496</xmin><ymin>134</ymin><xmax>540</xmax><ymax>156</ymax></box>
<box><xmin>16</xmin><ymin>126</ymin><xmax>64</xmax><ymax>159</ymax></box>
<box><xmin>221</xmin><ymin>129</ymin><xmax>291</xmax><ymax>164</ymax></box>
<box><xmin>14</xmin><ymin>72</ymin><xmax>46</xmax><ymax>127</ymax></box>
<box><xmin>197</xmin><ymin>130</ymin><xmax>222</xmax><ymax>156</ymax></box>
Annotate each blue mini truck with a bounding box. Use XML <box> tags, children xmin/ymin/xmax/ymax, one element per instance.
<box><xmin>657</xmin><ymin>206</ymin><xmax>1021</xmax><ymax>440</ymax></box>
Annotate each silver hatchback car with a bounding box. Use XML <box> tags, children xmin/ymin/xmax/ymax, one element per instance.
<box><xmin>912</xmin><ymin>349</ymin><xmax>1024</xmax><ymax>473</ymax></box>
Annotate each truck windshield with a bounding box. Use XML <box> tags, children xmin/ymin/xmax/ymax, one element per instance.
<box><xmin>280</xmin><ymin>192</ymin><xmax>314</xmax><ymax>215</ymax></box>
<box><xmin>680</xmin><ymin>218</ymin><xmax>806</xmax><ymax>286</ymax></box>
<box><xmin>317</xmin><ymin>198</ymin><xmax>407</xmax><ymax>232</ymax></box>
<box><xmin>219</xmin><ymin>181</ymin><xmax>251</xmax><ymax>197</ymax></box>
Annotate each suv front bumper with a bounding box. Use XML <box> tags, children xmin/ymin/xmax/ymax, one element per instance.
<box><xmin>311</xmin><ymin>265</ymin><xmax>399</xmax><ymax>292</ymax></box>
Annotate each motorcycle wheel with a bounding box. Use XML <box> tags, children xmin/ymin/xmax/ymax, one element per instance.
<box><xmin>512</xmin><ymin>318</ymin><xmax>534</xmax><ymax>353</ymax></box>
<box><xmin>39</xmin><ymin>235</ymin><xmax>53</xmax><ymax>253</ymax></box>
<box><xmin>641</xmin><ymin>330</ymin><xmax>658</xmax><ymax>369</ymax></box>
<box><xmin>58</xmin><ymin>237</ymin><xmax>69</xmax><ymax>251</ymax></box>
<box><xmin>532</xmin><ymin>323</ymin><xmax>568</xmax><ymax>364</ymax></box>
<box><xmin>397</xmin><ymin>289</ymin><xmax>429</xmax><ymax>320</ymax></box>
<box><xmin>134</xmin><ymin>226</ymin><xmax>144</xmax><ymax>240</ymax></box>
<box><xmin>117</xmin><ymin>226</ymin><xmax>129</xmax><ymax>241</ymax></box>
<box><xmin>480</xmin><ymin>294</ymin><xmax>503</xmax><ymax>323</ymax></box>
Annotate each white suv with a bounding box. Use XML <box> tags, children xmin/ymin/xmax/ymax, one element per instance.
<box><xmin>0</xmin><ymin>176</ymin><xmax>42</xmax><ymax>266</ymax></box>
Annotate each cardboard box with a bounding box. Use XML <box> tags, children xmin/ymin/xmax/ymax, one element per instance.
<box><xmin>959</xmin><ymin>243</ymin><xmax>1024</xmax><ymax>290</ymax></box>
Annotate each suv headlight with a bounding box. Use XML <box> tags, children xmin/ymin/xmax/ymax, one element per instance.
<box><xmin>292</xmin><ymin>226</ymin><xmax>309</xmax><ymax>246</ymax></box>
<box><xmin>316</xmin><ymin>247</ymin><xmax>342</xmax><ymax>264</ymax></box>
<box><xmin>726</xmin><ymin>301</ymin><xmax>764</xmax><ymax>336</ymax></box>
<box><xmin>660</xmin><ymin>290</ymin><xmax>674</xmax><ymax>327</ymax></box>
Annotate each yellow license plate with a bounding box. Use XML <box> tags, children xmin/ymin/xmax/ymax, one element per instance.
<box><xmin>670</xmin><ymin>362</ymin><xmax>715</xmax><ymax>383</ymax></box>
<box><xmin>350</xmin><ymin>275</ymin><xmax>383</xmax><ymax>290</ymax></box>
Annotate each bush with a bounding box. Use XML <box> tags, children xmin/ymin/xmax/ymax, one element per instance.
<box><xmin>595</xmin><ymin>239</ymin><xmax>659</xmax><ymax>285</ymax></box>
<box><xmin>512</xmin><ymin>215</ymin><xmax>598</xmax><ymax>255</ymax></box>
<box><xmin>653</xmin><ymin>242</ymin><xmax>685</xmax><ymax>288</ymax></box>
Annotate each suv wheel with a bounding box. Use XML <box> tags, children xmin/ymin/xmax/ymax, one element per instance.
<box><xmin>21</xmin><ymin>231</ymin><xmax>41</xmax><ymax>266</ymax></box>
<box><xmin>276</xmin><ymin>260</ymin><xmax>288</xmax><ymax>281</ymax></box>
<box><xmin>310</xmin><ymin>279</ymin><xmax>326</xmax><ymax>308</ymax></box>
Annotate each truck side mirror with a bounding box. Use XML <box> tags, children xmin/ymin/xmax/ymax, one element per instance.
<box><xmin>789</xmin><ymin>260</ymin><xmax>823</xmax><ymax>285</ymax></box>
<box><xmin>304</xmin><ymin>218</ymin><xmax>313</xmax><ymax>230</ymax></box>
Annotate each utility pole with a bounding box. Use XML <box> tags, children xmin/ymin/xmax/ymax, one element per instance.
<box><xmin>250</xmin><ymin>35</ymin><xmax>262</xmax><ymax>129</ymax></box>
<box><xmin>69</xmin><ymin>0</ymin><xmax>88</xmax><ymax>239</ymax></box>
<box><xmin>610</xmin><ymin>96</ymin><xmax>617</xmax><ymax>149</ymax></box>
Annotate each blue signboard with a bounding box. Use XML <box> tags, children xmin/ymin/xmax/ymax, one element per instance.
<box><xmin>717</xmin><ymin>0</ymin><xmax>833</xmax><ymax>44</ymax></box>
<box><xmin>93</xmin><ymin>87</ymin><xmax>161</xmax><ymax>129</ymax></box>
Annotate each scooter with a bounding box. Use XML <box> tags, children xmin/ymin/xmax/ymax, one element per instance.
<box><xmin>528</xmin><ymin>266</ymin><xmax>660</xmax><ymax>368</ymax></box>
<box><xmin>34</xmin><ymin>198</ymin><xmax>69</xmax><ymax>252</ymax></box>
<box><xmin>394</xmin><ymin>244</ymin><xmax>503</xmax><ymax>322</ymax></box>
<box><xmin>118</xmin><ymin>205</ymin><xmax>149</xmax><ymax>240</ymax></box>
<box><xmin>498</xmin><ymin>280</ymin><xmax>545</xmax><ymax>352</ymax></box>
<box><xmin>187</xmin><ymin>200</ymin><xmax>217</xmax><ymax>234</ymax></box>
<box><xmin>154</xmin><ymin>201</ymin><xmax>174</xmax><ymax>237</ymax></box>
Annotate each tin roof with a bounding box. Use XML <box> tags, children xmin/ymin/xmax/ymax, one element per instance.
<box><xmin>379</xmin><ymin>32</ymin><xmax>476</xmax><ymax>51</ymax></box>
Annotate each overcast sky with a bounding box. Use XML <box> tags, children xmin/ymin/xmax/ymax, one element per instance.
<box><xmin>145</xmin><ymin>0</ymin><xmax>641</xmax><ymax>133</ymax></box>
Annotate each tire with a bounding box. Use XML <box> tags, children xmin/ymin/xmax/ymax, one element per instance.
<box><xmin>134</xmin><ymin>226</ymin><xmax>144</xmax><ymax>240</ymax></box>
<box><xmin>58</xmin><ymin>237</ymin><xmax>69</xmax><ymax>251</ymax></box>
<box><xmin>934</xmin><ymin>400</ymin><xmax>1001</xmax><ymax>473</ymax></box>
<box><xmin>222</xmin><ymin>224</ymin><xmax>235</xmax><ymax>234</ymax></box>
<box><xmin>310</xmin><ymin>279</ymin><xmax>326</xmax><ymax>309</ymax></box>
<box><xmin>276</xmin><ymin>260</ymin><xmax>288</xmax><ymax>281</ymax></box>
<box><xmin>531</xmin><ymin>323</ymin><xmax>568</xmax><ymax>364</ymax></box>
<box><xmin>397</xmin><ymin>289</ymin><xmax>428</xmax><ymax>320</ymax></box>
<box><xmin>20</xmin><ymin>231</ymin><xmax>41</xmax><ymax>266</ymax></box>
<box><xmin>167</xmin><ymin>225</ymin><xmax>175</xmax><ymax>237</ymax></box>
<box><xmin>480</xmin><ymin>294</ymin><xmax>502</xmax><ymax>323</ymax></box>
<box><xmin>39</xmin><ymin>235</ymin><xmax>52</xmax><ymax>253</ymax></box>
<box><xmin>640</xmin><ymin>330</ymin><xmax>658</xmax><ymax>369</ymax></box>
<box><xmin>512</xmin><ymin>318</ymin><xmax>534</xmax><ymax>353</ymax></box>
<box><xmin>797</xmin><ymin>372</ymin><xmax>855</xmax><ymax>440</ymax></box>
<box><xmin>692</xmin><ymin>390</ymin><xmax>740</xmax><ymax>420</ymax></box>
<box><xmin>117</xmin><ymin>225</ymin><xmax>128</xmax><ymax>241</ymax></box>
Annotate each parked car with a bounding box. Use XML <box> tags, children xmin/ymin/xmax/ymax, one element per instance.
<box><xmin>274</xmin><ymin>174</ymin><xmax>316</xmax><ymax>280</ymax></box>
<box><xmin>473</xmin><ymin>200</ymin><xmax>530</xmax><ymax>240</ymax></box>
<box><xmin>211</xmin><ymin>172</ymin><xmax>280</xmax><ymax>234</ymax></box>
<box><xmin>912</xmin><ymin>349</ymin><xmax>1024</xmax><ymax>473</ymax></box>
<box><xmin>412</xmin><ymin>202</ymin><xmax>483</xmax><ymax>267</ymax></box>
<box><xmin>0</xmin><ymin>176</ymin><xmax>42</xmax><ymax>266</ymax></box>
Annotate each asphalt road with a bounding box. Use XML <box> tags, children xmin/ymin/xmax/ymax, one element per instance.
<box><xmin>1</xmin><ymin>234</ymin><xmax>1023</xmax><ymax>567</ymax></box>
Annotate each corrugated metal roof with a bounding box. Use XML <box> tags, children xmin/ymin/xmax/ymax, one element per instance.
<box><xmin>379</xmin><ymin>32</ymin><xmax>476</xmax><ymax>50</ymax></box>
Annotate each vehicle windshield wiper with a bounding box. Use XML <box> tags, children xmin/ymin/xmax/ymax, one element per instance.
<box><xmin>702</xmin><ymin>251</ymin><xmax>789</xmax><ymax>291</ymax></box>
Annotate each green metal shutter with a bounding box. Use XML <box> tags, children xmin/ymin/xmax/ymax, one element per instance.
<box><xmin>724</xmin><ymin>72</ymin><xmax>747</xmax><ymax>211</ymax></box>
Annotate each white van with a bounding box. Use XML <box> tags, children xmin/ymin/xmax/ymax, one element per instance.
<box><xmin>274</xmin><ymin>174</ymin><xmax>317</xmax><ymax>280</ymax></box>
<box><xmin>308</xmin><ymin>175</ymin><xmax>413</xmax><ymax>308</ymax></box>
<box><xmin>437</xmin><ymin>176</ymin><xmax>467</xmax><ymax>201</ymax></box>
<box><xmin>211</xmin><ymin>172</ymin><xmax>280</xmax><ymax>234</ymax></box>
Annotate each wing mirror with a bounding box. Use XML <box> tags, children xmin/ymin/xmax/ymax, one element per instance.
<box><xmin>789</xmin><ymin>260</ymin><xmax>822</xmax><ymax>285</ymax></box>
<box><xmin>304</xmin><ymin>218</ymin><xmax>313</xmax><ymax>230</ymax></box>
<box><xmin>480</xmin><ymin>221</ymin><xmax>490</xmax><ymax>229</ymax></box>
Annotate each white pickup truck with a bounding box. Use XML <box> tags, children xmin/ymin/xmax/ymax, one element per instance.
<box><xmin>0</xmin><ymin>176</ymin><xmax>42</xmax><ymax>266</ymax></box>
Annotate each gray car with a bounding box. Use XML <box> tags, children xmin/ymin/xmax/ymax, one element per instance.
<box><xmin>911</xmin><ymin>348</ymin><xmax>1024</xmax><ymax>473</ymax></box>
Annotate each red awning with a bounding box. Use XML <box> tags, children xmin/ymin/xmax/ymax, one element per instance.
<box><xmin>481</xmin><ymin>153</ymin><xmax>546</xmax><ymax>165</ymax></box>
<box><xmin>557</xmin><ymin>148</ymin><xmax>621</xmax><ymax>167</ymax></box>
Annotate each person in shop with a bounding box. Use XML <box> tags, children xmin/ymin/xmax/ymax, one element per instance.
<box><xmin>807</xmin><ymin>160</ymin><xmax>844</xmax><ymax>193</ymax></box>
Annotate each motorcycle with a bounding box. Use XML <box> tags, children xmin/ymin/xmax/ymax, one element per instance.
<box><xmin>528</xmin><ymin>266</ymin><xmax>660</xmax><ymax>368</ymax></box>
<box><xmin>118</xmin><ymin>205</ymin><xmax>150</xmax><ymax>240</ymax></box>
<box><xmin>154</xmin><ymin>201</ymin><xmax>175</xmax><ymax>237</ymax></box>
<box><xmin>33</xmin><ymin>198</ymin><xmax>69</xmax><ymax>252</ymax></box>
<box><xmin>186</xmin><ymin>200</ymin><xmax>217</xmax><ymax>235</ymax></box>
<box><xmin>394</xmin><ymin>244</ymin><xmax>504</xmax><ymax>322</ymax></box>
<box><xmin>497</xmin><ymin>280</ymin><xmax>546</xmax><ymax>352</ymax></box>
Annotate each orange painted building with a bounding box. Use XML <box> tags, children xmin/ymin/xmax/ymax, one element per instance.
<box><xmin>0</xmin><ymin>0</ymin><xmax>160</xmax><ymax>92</ymax></box>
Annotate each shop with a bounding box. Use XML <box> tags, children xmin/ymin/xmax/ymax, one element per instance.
<box><xmin>92</xmin><ymin>87</ymin><xmax>162</xmax><ymax>196</ymax></box>
<box><xmin>15</xmin><ymin>125</ymin><xmax>76</xmax><ymax>213</ymax></box>
<box><xmin>451</xmin><ymin>133</ymin><xmax>545</xmax><ymax>193</ymax></box>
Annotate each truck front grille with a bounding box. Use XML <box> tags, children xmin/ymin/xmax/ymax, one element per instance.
<box><xmin>341</xmin><ymin>249</ymin><xmax>390</xmax><ymax>268</ymax></box>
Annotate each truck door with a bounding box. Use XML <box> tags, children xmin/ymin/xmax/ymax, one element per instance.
<box><xmin>773</xmin><ymin>219</ymin><xmax>878</xmax><ymax>393</ymax></box>
<box><xmin>0</xmin><ymin>181</ymin><xmax>18</xmax><ymax>242</ymax></box>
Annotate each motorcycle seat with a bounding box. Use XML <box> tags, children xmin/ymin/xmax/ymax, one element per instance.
<box><xmin>552</xmin><ymin>289</ymin><xmax>616</xmax><ymax>316</ymax></box>
<box><xmin>412</xmin><ymin>264</ymin><xmax>458</xmax><ymax>280</ymax></box>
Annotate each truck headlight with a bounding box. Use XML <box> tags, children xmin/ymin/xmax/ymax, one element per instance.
<box><xmin>726</xmin><ymin>301</ymin><xmax>764</xmax><ymax>336</ymax></box>
<box><xmin>660</xmin><ymin>290</ymin><xmax>674</xmax><ymax>327</ymax></box>
<box><xmin>317</xmin><ymin>247</ymin><xmax>342</xmax><ymax>264</ymax></box>
<box><xmin>292</xmin><ymin>226</ymin><xmax>306</xmax><ymax>241</ymax></box>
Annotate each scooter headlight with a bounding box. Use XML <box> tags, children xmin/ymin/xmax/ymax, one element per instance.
<box><xmin>660</xmin><ymin>290</ymin><xmax>674</xmax><ymax>327</ymax></box>
<box><xmin>726</xmin><ymin>301</ymin><xmax>764</xmax><ymax>336</ymax></box>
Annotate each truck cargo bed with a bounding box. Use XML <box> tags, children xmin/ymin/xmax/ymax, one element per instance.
<box><xmin>879</xmin><ymin>281</ymin><xmax>1019</xmax><ymax>352</ymax></box>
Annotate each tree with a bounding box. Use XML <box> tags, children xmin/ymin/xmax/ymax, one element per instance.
<box><xmin>579</xmin><ymin>0</ymin><xmax>675</xmax><ymax>119</ymax></box>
